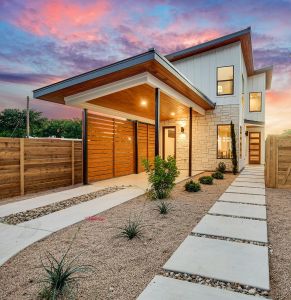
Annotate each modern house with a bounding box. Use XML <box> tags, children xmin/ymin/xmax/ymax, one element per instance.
<box><xmin>33</xmin><ymin>27</ymin><xmax>272</xmax><ymax>184</ymax></box>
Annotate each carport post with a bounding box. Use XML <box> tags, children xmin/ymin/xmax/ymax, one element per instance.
<box><xmin>155</xmin><ymin>88</ymin><xmax>160</xmax><ymax>157</ymax></box>
<box><xmin>82</xmin><ymin>109</ymin><xmax>88</xmax><ymax>185</ymax></box>
<box><xmin>189</xmin><ymin>107</ymin><xmax>193</xmax><ymax>177</ymax></box>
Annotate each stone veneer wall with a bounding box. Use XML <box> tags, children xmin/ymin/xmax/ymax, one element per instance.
<box><xmin>192</xmin><ymin>104</ymin><xmax>240</xmax><ymax>171</ymax></box>
<box><xmin>160</xmin><ymin>104</ymin><xmax>240</xmax><ymax>172</ymax></box>
<box><xmin>160</xmin><ymin>117</ymin><xmax>189</xmax><ymax>170</ymax></box>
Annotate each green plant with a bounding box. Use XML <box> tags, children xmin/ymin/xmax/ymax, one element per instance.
<box><xmin>199</xmin><ymin>176</ymin><xmax>214</xmax><ymax>185</ymax></box>
<box><xmin>155</xmin><ymin>200</ymin><xmax>173</xmax><ymax>215</ymax></box>
<box><xmin>184</xmin><ymin>180</ymin><xmax>201</xmax><ymax>192</ymax></box>
<box><xmin>118</xmin><ymin>217</ymin><xmax>144</xmax><ymax>240</ymax></box>
<box><xmin>230</xmin><ymin>121</ymin><xmax>238</xmax><ymax>174</ymax></box>
<box><xmin>216</xmin><ymin>162</ymin><xmax>226</xmax><ymax>173</ymax></box>
<box><xmin>39</xmin><ymin>234</ymin><xmax>93</xmax><ymax>299</ymax></box>
<box><xmin>143</xmin><ymin>155</ymin><xmax>180</xmax><ymax>200</ymax></box>
<box><xmin>212</xmin><ymin>171</ymin><xmax>224</xmax><ymax>179</ymax></box>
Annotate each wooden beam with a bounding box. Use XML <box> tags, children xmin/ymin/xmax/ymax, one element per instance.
<box><xmin>134</xmin><ymin>121</ymin><xmax>139</xmax><ymax>174</ymax></box>
<box><xmin>20</xmin><ymin>138</ymin><xmax>24</xmax><ymax>195</ymax></box>
<box><xmin>189</xmin><ymin>107</ymin><xmax>193</xmax><ymax>177</ymax></box>
<box><xmin>155</xmin><ymin>88</ymin><xmax>160</xmax><ymax>156</ymax></box>
<box><xmin>82</xmin><ymin>109</ymin><xmax>88</xmax><ymax>185</ymax></box>
<box><xmin>71</xmin><ymin>141</ymin><xmax>75</xmax><ymax>185</ymax></box>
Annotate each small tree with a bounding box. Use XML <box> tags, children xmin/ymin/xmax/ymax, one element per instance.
<box><xmin>143</xmin><ymin>155</ymin><xmax>179</xmax><ymax>200</ymax></box>
<box><xmin>230</xmin><ymin>121</ymin><xmax>238</xmax><ymax>174</ymax></box>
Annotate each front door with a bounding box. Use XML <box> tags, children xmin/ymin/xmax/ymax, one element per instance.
<box><xmin>249</xmin><ymin>132</ymin><xmax>261</xmax><ymax>164</ymax></box>
<box><xmin>163</xmin><ymin>126</ymin><xmax>176</xmax><ymax>159</ymax></box>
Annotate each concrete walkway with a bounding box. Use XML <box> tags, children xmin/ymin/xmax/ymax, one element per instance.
<box><xmin>0</xmin><ymin>170</ymin><xmax>193</xmax><ymax>266</ymax></box>
<box><xmin>138</xmin><ymin>165</ymin><xmax>271</xmax><ymax>299</ymax></box>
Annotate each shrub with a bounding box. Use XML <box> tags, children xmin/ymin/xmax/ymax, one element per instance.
<box><xmin>118</xmin><ymin>217</ymin><xmax>144</xmax><ymax>240</ymax></box>
<box><xmin>212</xmin><ymin>171</ymin><xmax>224</xmax><ymax>179</ymax></box>
<box><xmin>199</xmin><ymin>176</ymin><xmax>214</xmax><ymax>185</ymax></box>
<box><xmin>143</xmin><ymin>155</ymin><xmax>180</xmax><ymax>200</ymax></box>
<box><xmin>184</xmin><ymin>180</ymin><xmax>201</xmax><ymax>192</ymax></box>
<box><xmin>217</xmin><ymin>162</ymin><xmax>226</xmax><ymax>173</ymax></box>
<box><xmin>155</xmin><ymin>201</ymin><xmax>173</xmax><ymax>215</ymax></box>
<box><xmin>39</xmin><ymin>235</ymin><xmax>93</xmax><ymax>299</ymax></box>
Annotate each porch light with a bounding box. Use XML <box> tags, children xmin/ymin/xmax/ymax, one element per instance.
<box><xmin>170</xmin><ymin>112</ymin><xmax>175</xmax><ymax>116</ymax></box>
<box><xmin>141</xmin><ymin>100</ymin><xmax>147</xmax><ymax>107</ymax></box>
<box><xmin>181</xmin><ymin>127</ymin><xmax>185</xmax><ymax>133</ymax></box>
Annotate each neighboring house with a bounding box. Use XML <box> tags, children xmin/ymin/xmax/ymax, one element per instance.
<box><xmin>33</xmin><ymin>27</ymin><xmax>272</xmax><ymax>184</ymax></box>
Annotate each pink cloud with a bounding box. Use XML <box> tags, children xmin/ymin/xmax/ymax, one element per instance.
<box><xmin>13</xmin><ymin>0</ymin><xmax>111</xmax><ymax>42</ymax></box>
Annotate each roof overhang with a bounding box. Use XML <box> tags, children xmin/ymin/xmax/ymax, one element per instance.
<box><xmin>33</xmin><ymin>49</ymin><xmax>215</xmax><ymax>111</ymax></box>
<box><xmin>244</xmin><ymin>119</ymin><xmax>265</xmax><ymax>126</ymax></box>
<box><xmin>166</xmin><ymin>27</ymin><xmax>273</xmax><ymax>87</ymax></box>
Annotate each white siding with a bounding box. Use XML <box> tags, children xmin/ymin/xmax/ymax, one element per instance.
<box><xmin>245</xmin><ymin>73</ymin><xmax>266</xmax><ymax>123</ymax></box>
<box><xmin>172</xmin><ymin>42</ymin><xmax>241</xmax><ymax>106</ymax></box>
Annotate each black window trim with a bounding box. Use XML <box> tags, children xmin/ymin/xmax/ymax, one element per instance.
<box><xmin>216</xmin><ymin>65</ymin><xmax>234</xmax><ymax>96</ymax></box>
<box><xmin>249</xmin><ymin>92</ymin><xmax>262</xmax><ymax>112</ymax></box>
<box><xmin>217</xmin><ymin>124</ymin><xmax>232</xmax><ymax>159</ymax></box>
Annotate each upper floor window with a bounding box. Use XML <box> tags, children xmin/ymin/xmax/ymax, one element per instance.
<box><xmin>217</xmin><ymin>66</ymin><xmax>234</xmax><ymax>96</ymax></box>
<box><xmin>217</xmin><ymin>124</ymin><xmax>232</xmax><ymax>159</ymax></box>
<box><xmin>242</xmin><ymin>74</ymin><xmax>245</xmax><ymax>94</ymax></box>
<box><xmin>249</xmin><ymin>92</ymin><xmax>262</xmax><ymax>112</ymax></box>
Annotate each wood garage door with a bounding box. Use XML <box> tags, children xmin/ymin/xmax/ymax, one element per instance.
<box><xmin>87</xmin><ymin>113</ymin><xmax>135</xmax><ymax>182</ymax></box>
<box><xmin>249</xmin><ymin>132</ymin><xmax>261</xmax><ymax>164</ymax></box>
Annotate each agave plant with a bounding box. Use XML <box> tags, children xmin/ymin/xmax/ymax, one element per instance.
<box><xmin>39</xmin><ymin>235</ymin><xmax>93</xmax><ymax>299</ymax></box>
<box><xmin>155</xmin><ymin>200</ymin><xmax>173</xmax><ymax>215</ymax></box>
<box><xmin>118</xmin><ymin>216</ymin><xmax>145</xmax><ymax>240</ymax></box>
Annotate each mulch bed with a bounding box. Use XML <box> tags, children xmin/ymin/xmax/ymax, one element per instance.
<box><xmin>0</xmin><ymin>172</ymin><xmax>236</xmax><ymax>300</ymax></box>
<box><xmin>0</xmin><ymin>187</ymin><xmax>123</xmax><ymax>225</ymax></box>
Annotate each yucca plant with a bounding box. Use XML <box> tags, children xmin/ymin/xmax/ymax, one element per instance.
<box><xmin>155</xmin><ymin>200</ymin><xmax>173</xmax><ymax>215</ymax></box>
<box><xmin>118</xmin><ymin>217</ymin><xmax>144</xmax><ymax>240</ymax></box>
<box><xmin>38</xmin><ymin>235</ymin><xmax>93</xmax><ymax>299</ymax></box>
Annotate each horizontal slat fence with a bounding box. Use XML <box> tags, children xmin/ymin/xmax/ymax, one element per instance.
<box><xmin>265</xmin><ymin>135</ymin><xmax>291</xmax><ymax>188</ymax></box>
<box><xmin>0</xmin><ymin>138</ymin><xmax>82</xmax><ymax>199</ymax></box>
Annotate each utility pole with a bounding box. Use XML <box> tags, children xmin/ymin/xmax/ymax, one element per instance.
<box><xmin>26</xmin><ymin>96</ymin><xmax>30</xmax><ymax>138</ymax></box>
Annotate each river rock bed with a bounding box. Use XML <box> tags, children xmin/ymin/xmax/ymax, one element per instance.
<box><xmin>0</xmin><ymin>186</ymin><xmax>124</xmax><ymax>225</ymax></box>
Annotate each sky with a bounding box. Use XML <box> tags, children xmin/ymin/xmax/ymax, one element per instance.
<box><xmin>0</xmin><ymin>0</ymin><xmax>290</xmax><ymax>135</ymax></box>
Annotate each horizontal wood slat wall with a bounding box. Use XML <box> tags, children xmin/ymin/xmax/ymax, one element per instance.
<box><xmin>137</xmin><ymin>123</ymin><xmax>155</xmax><ymax>173</ymax></box>
<box><xmin>87</xmin><ymin>113</ymin><xmax>135</xmax><ymax>182</ymax></box>
<box><xmin>265</xmin><ymin>135</ymin><xmax>291</xmax><ymax>188</ymax></box>
<box><xmin>0</xmin><ymin>138</ymin><xmax>82</xmax><ymax>199</ymax></box>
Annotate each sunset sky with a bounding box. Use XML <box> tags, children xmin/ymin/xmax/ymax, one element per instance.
<box><xmin>0</xmin><ymin>0</ymin><xmax>290</xmax><ymax>135</ymax></box>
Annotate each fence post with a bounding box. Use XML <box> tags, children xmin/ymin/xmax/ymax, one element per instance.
<box><xmin>71</xmin><ymin>141</ymin><xmax>75</xmax><ymax>185</ymax></box>
<box><xmin>20</xmin><ymin>138</ymin><xmax>24</xmax><ymax>195</ymax></box>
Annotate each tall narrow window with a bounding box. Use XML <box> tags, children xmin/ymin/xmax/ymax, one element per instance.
<box><xmin>249</xmin><ymin>92</ymin><xmax>262</xmax><ymax>112</ymax></box>
<box><xmin>217</xmin><ymin>125</ymin><xmax>232</xmax><ymax>159</ymax></box>
<box><xmin>217</xmin><ymin>66</ymin><xmax>234</xmax><ymax>96</ymax></box>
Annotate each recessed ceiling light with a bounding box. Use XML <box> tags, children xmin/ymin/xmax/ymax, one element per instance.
<box><xmin>170</xmin><ymin>112</ymin><xmax>175</xmax><ymax>116</ymax></box>
<box><xmin>141</xmin><ymin>100</ymin><xmax>147</xmax><ymax>106</ymax></box>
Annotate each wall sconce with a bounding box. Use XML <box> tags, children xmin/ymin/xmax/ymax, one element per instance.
<box><xmin>181</xmin><ymin>127</ymin><xmax>185</xmax><ymax>133</ymax></box>
<box><xmin>245</xmin><ymin>131</ymin><xmax>249</xmax><ymax>136</ymax></box>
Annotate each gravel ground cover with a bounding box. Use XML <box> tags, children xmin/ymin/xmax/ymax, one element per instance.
<box><xmin>0</xmin><ymin>187</ymin><xmax>123</xmax><ymax>225</ymax></box>
<box><xmin>267</xmin><ymin>187</ymin><xmax>291</xmax><ymax>300</ymax></box>
<box><xmin>0</xmin><ymin>172</ymin><xmax>235</xmax><ymax>300</ymax></box>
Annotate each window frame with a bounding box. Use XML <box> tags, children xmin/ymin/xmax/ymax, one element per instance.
<box><xmin>216</xmin><ymin>65</ymin><xmax>234</xmax><ymax>96</ymax></box>
<box><xmin>217</xmin><ymin>124</ymin><xmax>232</xmax><ymax>159</ymax></box>
<box><xmin>249</xmin><ymin>92</ymin><xmax>262</xmax><ymax>112</ymax></box>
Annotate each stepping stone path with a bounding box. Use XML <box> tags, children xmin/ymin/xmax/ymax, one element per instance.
<box><xmin>138</xmin><ymin>166</ymin><xmax>271</xmax><ymax>299</ymax></box>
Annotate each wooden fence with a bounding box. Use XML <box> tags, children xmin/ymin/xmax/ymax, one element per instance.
<box><xmin>0</xmin><ymin>138</ymin><xmax>82</xmax><ymax>199</ymax></box>
<box><xmin>265</xmin><ymin>135</ymin><xmax>291</xmax><ymax>188</ymax></box>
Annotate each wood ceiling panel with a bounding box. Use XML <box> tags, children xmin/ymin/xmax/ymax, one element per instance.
<box><xmin>88</xmin><ymin>84</ymin><xmax>189</xmax><ymax>121</ymax></box>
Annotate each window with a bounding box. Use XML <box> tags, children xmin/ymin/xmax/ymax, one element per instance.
<box><xmin>217</xmin><ymin>66</ymin><xmax>234</xmax><ymax>96</ymax></box>
<box><xmin>217</xmin><ymin>125</ymin><xmax>232</xmax><ymax>159</ymax></box>
<box><xmin>242</xmin><ymin>74</ymin><xmax>245</xmax><ymax>94</ymax></box>
<box><xmin>249</xmin><ymin>92</ymin><xmax>262</xmax><ymax>112</ymax></box>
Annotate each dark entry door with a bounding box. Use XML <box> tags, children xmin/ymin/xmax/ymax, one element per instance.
<box><xmin>249</xmin><ymin>132</ymin><xmax>261</xmax><ymax>164</ymax></box>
